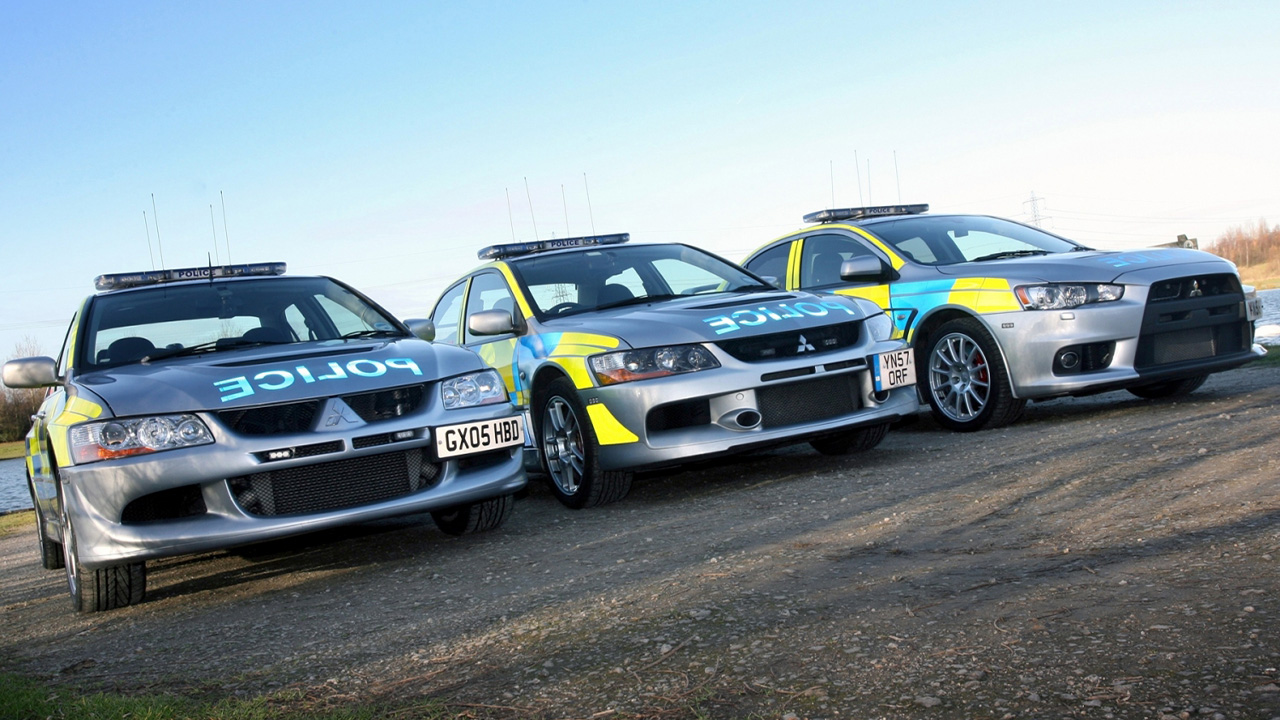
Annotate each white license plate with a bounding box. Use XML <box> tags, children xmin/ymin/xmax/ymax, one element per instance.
<box><xmin>435</xmin><ymin>416</ymin><xmax>524</xmax><ymax>459</ymax></box>
<box><xmin>1246</xmin><ymin>295</ymin><xmax>1263</xmax><ymax>321</ymax></box>
<box><xmin>873</xmin><ymin>348</ymin><xmax>916</xmax><ymax>391</ymax></box>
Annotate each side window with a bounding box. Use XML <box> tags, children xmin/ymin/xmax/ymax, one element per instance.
<box><xmin>800</xmin><ymin>234</ymin><xmax>879</xmax><ymax>289</ymax></box>
<box><xmin>431</xmin><ymin>282</ymin><xmax>467</xmax><ymax>346</ymax></box>
<box><xmin>464</xmin><ymin>272</ymin><xmax>516</xmax><ymax>344</ymax></box>
<box><xmin>745</xmin><ymin>244</ymin><xmax>791</xmax><ymax>288</ymax></box>
<box><xmin>57</xmin><ymin>314</ymin><xmax>77</xmax><ymax>375</ymax></box>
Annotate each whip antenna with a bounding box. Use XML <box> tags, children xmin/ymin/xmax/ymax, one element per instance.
<box><xmin>142</xmin><ymin>211</ymin><xmax>156</xmax><ymax>270</ymax></box>
<box><xmin>524</xmin><ymin>177</ymin><xmax>539</xmax><ymax>240</ymax></box>
<box><xmin>220</xmin><ymin>191</ymin><xmax>231</xmax><ymax>264</ymax></box>
<box><xmin>209</xmin><ymin>205</ymin><xmax>220</xmax><ymax>264</ymax></box>
<box><xmin>505</xmin><ymin>188</ymin><xmax>517</xmax><ymax>241</ymax></box>
<box><xmin>854</xmin><ymin>150</ymin><xmax>864</xmax><ymax>207</ymax></box>
<box><xmin>583</xmin><ymin>173</ymin><xmax>596</xmax><ymax>236</ymax></box>
<box><xmin>151</xmin><ymin>193</ymin><xmax>166</xmax><ymax>269</ymax></box>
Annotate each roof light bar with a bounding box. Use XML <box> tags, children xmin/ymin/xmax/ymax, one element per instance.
<box><xmin>803</xmin><ymin>204</ymin><xmax>929</xmax><ymax>224</ymax></box>
<box><xmin>478</xmin><ymin>233</ymin><xmax>630</xmax><ymax>261</ymax></box>
<box><xmin>95</xmin><ymin>262</ymin><xmax>287</xmax><ymax>291</ymax></box>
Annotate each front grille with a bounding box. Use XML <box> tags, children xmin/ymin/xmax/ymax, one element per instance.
<box><xmin>1135</xmin><ymin>274</ymin><xmax>1249</xmax><ymax>370</ymax></box>
<box><xmin>228</xmin><ymin>449</ymin><xmax>441</xmax><ymax>517</ymax></box>
<box><xmin>342</xmin><ymin>385</ymin><xmax>425</xmax><ymax>422</ymax></box>
<box><xmin>717</xmin><ymin>321</ymin><xmax>861</xmax><ymax>363</ymax></box>
<box><xmin>121</xmin><ymin>485</ymin><xmax>207</xmax><ymax>524</ymax></box>
<box><xmin>219</xmin><ymin>401</ymin><xmax>319</xmax><ymax>435</ymax></box>
<box><xmin>757</xmin><ymin>374</ymin><xmax>860</xmax><ymax>428</ymax></box>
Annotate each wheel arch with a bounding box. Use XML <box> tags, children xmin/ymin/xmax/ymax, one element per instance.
<box><xmin>912</xmin><ymin>308</ymin><xmax>1021</xmax><ymax>399</ymax></box>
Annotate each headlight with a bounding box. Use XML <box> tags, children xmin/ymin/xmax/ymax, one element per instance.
<box><xmin>441</xmin><ymin>369</ymin><xmax>508</xmax><ymax>409</ymax></box>
<box><xmin>1015</xmin><ymin>283</ymin><xmax>1123</xmax><ymax>310</ymax></box>
<box><xmin>589</xmin><ymin>345</ymin><xmax>720</xmax><ymax>386</ymax></box>
<box><xmin>864</xmin><ymin>311</ymin><xmax>894</xmax><ymax>342</ymax></box>
<box><xmin>69</xmin><ymin>414</ymin><xmax>214</xmax><ymax>464</ymax></box>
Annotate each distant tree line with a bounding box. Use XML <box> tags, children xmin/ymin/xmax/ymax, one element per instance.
<box><xmin>1211</xmin><ymin>219</ymin><xmax>1280</xmax><ymax>269</ymax></box>
<box><xmin>1</xmin><ymin>338</ymin><xmax>48</xmax><ymax>443</ymax></box>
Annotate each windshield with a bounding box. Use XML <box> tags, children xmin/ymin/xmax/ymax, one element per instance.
<box><xmin>509</xmin><ymin>243</ymin><xmax>770</xmax><ymax>319</ymax></box>
<box><xmin>79</xmin><ymin>276</ymin><xmax>404</xmax><ymax>370</ymax></box>
<box><xmin>865</xmin><ymin>215</ymin><xmax>1081</xmax><ymax>266</ymax></box>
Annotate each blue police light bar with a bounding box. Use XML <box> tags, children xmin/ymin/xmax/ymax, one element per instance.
<box><xmin>95</xmin><ymin>262</ymin><xmax>287</xmax><ymax>291</ymax></box>
<box><xmin>478</xmin><ymin>233</ymin><xmax>630</xmax><ymax>261</ymax></box>
<box><xmin>803</xmin><ymin>204</ymin><xmax>929</xmax><ymax>224</ymax></box>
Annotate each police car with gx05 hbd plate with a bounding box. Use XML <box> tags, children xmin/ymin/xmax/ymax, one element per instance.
<box><xmin>742</xmin><ymin>204</ymin><xmax>1267</xmax><ymax>432</ymax></box>
<box><xmin>2</xmin><ymin>262</ymin><xmax>526</xmax><ymax>613</ymax></box>
<box><xmin>426</xmin><ymin>233</ymin><xmax>918</xmax><ymax>509</ymax></box>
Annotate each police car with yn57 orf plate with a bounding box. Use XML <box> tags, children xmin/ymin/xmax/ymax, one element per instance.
<box><xmin>2</xmin><ymin>262</ymin><xmax>526</xmax><ymax>613</ymax></box>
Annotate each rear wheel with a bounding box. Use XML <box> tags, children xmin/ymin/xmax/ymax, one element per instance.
<box><xmin>924</xmin><ymin>318</ymin><xmax>1025</xmax><ymax>432</ymax></box>
<box><xmin>431</xmin><ymin>493</ymin><xmax>515</xmax><ymax>536</ymax></box>
<box><xmin>810</xmin><ymin>422</ymin><xmax>890</xmax><ymax>455</ymax></box>
<box><xmin>538</xmin><ymin>377</ymin><xmax>632</xmax><ymax>509</ymax></box>
<box><xmin>1127</xmin><ymin>374</ymin><xmax>1208</xmax><ymax>399</ymax></box>
<box><xmin>60</xmin><ymin>497</ymin><xmax>145</xmax><ymax>613</ymax></box>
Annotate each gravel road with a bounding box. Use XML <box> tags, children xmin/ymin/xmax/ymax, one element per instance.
<box><xmin>2</xmin><ymin>364</ymin><xmax>1278</xmax><ymax>719</ymax></box>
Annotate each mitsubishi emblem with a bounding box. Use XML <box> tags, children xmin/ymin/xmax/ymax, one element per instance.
<box><xmin>1189</xmin><ymin>279</ymin><xmax>1203</xmax><ymax>297</ymax></box>
<box><xmin>796</xmin><ymin>334</ymin><xmax>816</xmax><ymax>353</ymax></box>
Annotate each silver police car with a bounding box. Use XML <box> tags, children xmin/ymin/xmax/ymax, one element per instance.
<box><xmin>3</xmin><ymin>263</ymin><xmax>526</xmax><ymax>612</ymax></box>
<box><xmin>743</xmin><ymin>205</ymin><xmax>1267</xmax><ymax>431</ymax></box>
<box><xmin>428</xmin><ymin>234</ymin><xmax>918</xmax><ymax>509</ymax></box>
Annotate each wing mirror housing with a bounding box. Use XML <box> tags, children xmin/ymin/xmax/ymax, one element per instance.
<box><xmin>840</xmin><ymin>256</ymin><xmax>898</xmax><ymax>283</ymax></box>
<box><xmin>467</xmin><ymin>309</ymin><xmax>518</xmax><ymax>337</ymax></box>
<box><xmin>3</xmin><ymin>356</ymin><xmax>60</xmax><ymax>388</ymax></box>
<box><xmin>403</xmin><ymin>318</ymin><xmax>436</xmax><ymax>342</ymax></box>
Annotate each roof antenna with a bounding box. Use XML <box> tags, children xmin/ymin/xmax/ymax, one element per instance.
<box><xmin>209</xmin><ymin>205</ymin><xmax>221</xmax><ymax>264</ymax></box>
<box><xmin>505</xmin><ymin>188</ymin><xmax>517</xmax><ymax>241</ymax></box>
<box><xmin>583</xmin><ymin>173</ymin><xmax>597</xmax><ymax>236</ymax></box>
<box><xmin>854</xmin><ymin>150</ymin><xmax>865</xmax><ymax>207</ymax></box>
<box><xmin>142</xmin><ymin>211</ymin><xmax>156</xmax><ymax>270</ymax></box>
<box><xmin>561</xmin><ymin>183</ymin><xmax>571</xmax><ymax>238</ymax></box>
<box><xmin>220</xmin><ymin>191</ymin><xmax>231</xmax><ymax>264</ymax></box>
<box><xmin>894</xmin><ymin>150</ymin><xmax>902</xmax><ymax>203</ymax></box>
<box><xmin>523</xmin><ymin>177</ymin><xmax>540</xmax><ymax>240</ymax></box>
<box><xmin>151</xmin><ymin>193</ymin><xmax>166</xmax><ymax>269</ymax></box>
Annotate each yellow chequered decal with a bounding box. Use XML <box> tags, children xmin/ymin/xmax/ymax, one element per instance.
<box><xmin>947</xmin><ymin>278</ymin><xmax>1020</xmax><ymax>313</ymax></box>
<box><xmin>585</xmin><ymin>403</ymin><xmax>639</xmax><ymax>445</ymax></box>
<box><xmin>551</xmin><ymin>357</ymin><xmax>595</xmax><ymax>390</ymax></box>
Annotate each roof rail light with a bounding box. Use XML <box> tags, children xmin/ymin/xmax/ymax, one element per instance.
<box><xmin>95</xmin><ymin>262</ymin><xmax>287</xmax><ymax>291</ymax></box>
<box><xmin>478</xmin><ymin>233</ymin><xmax>630</xmax><ymax>261</ymax></box>
<box><xmin>803</xmin><ymin>204</ymin><xmax>929</xmax><ymax>224</ymax></box>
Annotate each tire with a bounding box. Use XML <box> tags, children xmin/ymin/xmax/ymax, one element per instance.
<box><xmin>1127</xmin><ymin>374</ymin><xmax>1208</xmax><ymax>399</ymax></box>
<box><xmin>431</xmin><ymin>493</ymin><xmax>515</xmax><ymax>536</ymax></box>
<box><xmin>537</xmin><ymin>377</ymin><xmax>633</xmax><ymax>509</ymax></box>
<box><xmin>60</xmin><ymin>496</ymin><xmax>145</xmax><ymax>612</ymax></box>
<box><xmin>923</xmin><ymin>318</ymin><xmax>1025</xmax><ymax>432</ymax></box>
<box><xmin>28</xmin><ymin>474</ymin><xmax>64</xmax><ymax>570</ymax></box>
<box><xmin>810</xmin><ymin>422</ymin><xmax>890</xmax><ymax>455</ymax></box>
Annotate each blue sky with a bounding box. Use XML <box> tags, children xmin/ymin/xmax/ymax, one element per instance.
<box><xmin>2</xmin><ymin>1</ymin><xmax>1277</xmax><ymax>357</ymax></box>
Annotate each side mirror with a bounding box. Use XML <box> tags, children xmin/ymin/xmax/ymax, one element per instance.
<box><xmin>467</xmin><ymin>309</ymin><xmax>517</xmax><ymax>337</ymax></box>
<box><xmin>403</xmin><ymin>318</ymin><xmax>435</xmax><ymax>342</ymax></box>
<box><xmin>840</xmin><ymin>256</ymin><xmax>897</xmax><ymax>283</ymax></box>
<box><xmin>3</xmin><ymin>357</ymin><xmax>60</xmax><ymax>388</ymax></box>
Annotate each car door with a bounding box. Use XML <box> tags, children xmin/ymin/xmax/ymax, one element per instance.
<box><xmin>459</xmin><ymin>271</ymin><xmax>525</xmax><ymax>407</ymax></box>
<box><xmin>793</xmin><ymin>232</ymin><xmax>909</xmax><ymax>340</ymax></box>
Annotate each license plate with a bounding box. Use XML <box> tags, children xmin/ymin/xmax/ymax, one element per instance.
<box><xmin>1246</xmin><ymin>295</ymin><xmax>1263</xmax><ymax>321</ymax></box>
<box><xmin>435</xmin><ymin>416</ymin><xmax>524</xmax><ymax>459</ymax></box>
<box><xmin>872</xmin><ymin>348</ymin><xmax>916</xmax><ymax>391</ymax></box>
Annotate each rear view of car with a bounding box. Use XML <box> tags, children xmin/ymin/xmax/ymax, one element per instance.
<box><xmin>3</xmin><ymin>262</ymin><xmax>526</xmax><ymax>612</ymax></box>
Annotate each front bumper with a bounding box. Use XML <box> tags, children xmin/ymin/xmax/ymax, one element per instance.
<box><xmin>577</xmin><ymin>343</ymin><xmax>918</xmax><ymax>471</ymax></box>
<box><xmin>987</xmin><ymin>285</ymin><xmax>1261</xmax><ymax>399</ymax></box>
<box><xmin>59</xmin><ymin>404</ymin><xmax>526</xmax><ymax>569</ymax></box>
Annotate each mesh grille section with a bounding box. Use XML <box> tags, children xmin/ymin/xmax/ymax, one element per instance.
<box><xmin>218</xmin><ymin>401</ymin><xmax>319</xmax><ymax>435</ymax></box>
<box><xmin>716</xmin><ymin>321</ymin><xmax>861</xmax><ymax>363</ymax></box>
<box><xmin>342</xmin><ymin>385</ymin><xmax>425</xmax><ymax>422</ymax></box>
<box><xmin>228</xmin><ymin>449</ymin><xmax>440</xmax><ymax>517</ymax></box>
<box><xmin>757</xmin><ymin>374</ymin><xmax>860</xmax><ymax>428</ymax></box>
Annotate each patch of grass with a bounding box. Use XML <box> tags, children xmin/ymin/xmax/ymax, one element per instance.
<box><xmin>0</xmin><ymin>440</ymin><xmax>25</xmax><ymax>460</ymax></box>
<box><xmin>0</xmin><ymin>673</ymin><xmax>420</xmax><ymax>720</ymax></box>
<box><xmin>0</xmin><ymin>510</ymin><xmax>32</xmax><ymax>538</ymax></box>
<box><xmin>1251</xmin><ymin>349</ymin><xmax>1280</xmax><ymax>368</ymax></box>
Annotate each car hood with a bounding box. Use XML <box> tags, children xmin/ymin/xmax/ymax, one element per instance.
<box><xmin>74</xmin><ymin>338</ymin><xmax>482</xmax><ymax>417</ymax></box>
<box><xmin>543</xmin><ymin>290</ymin><xmax>873</xmax><ymax>347</ymax></box>
<box><xmin>933</xmin><ymin>248</ymin><xmax>1237</xmax><ymax>284</ymax></box>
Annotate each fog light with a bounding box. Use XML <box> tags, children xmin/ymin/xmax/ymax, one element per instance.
<box><xmin>1058</xmin><ymin>351</ymin><xmax>1080</xmax><ymax>370</ymax></box>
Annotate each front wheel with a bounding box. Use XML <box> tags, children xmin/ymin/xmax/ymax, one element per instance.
<box><xmin>810</xmin><ymin>422</ymin><xmax>890</xmax><ymax>455</ymax></box>
<box><xmin>431</xmin><ymin>493</ymin><xmax>515</xmax><ymax>536</ymax></box>
<box><xmin>1127</xmin><ymin>374</ymin><xmax>1208</xmax><ymax>399</ymax></box>
<box><xmin>923</xmin><ymin>318</ymin><xmax>1025</xmax><ymax>432</ymax></box>
<box><xmin>60</xmin><ymin>500</ymin><xmax>145</xmax><ymax>612</ymax></box>
<box><xmin>538</xmin><ymin>377</ymin><xmax>632</xmax><ymax>509</ymax></box>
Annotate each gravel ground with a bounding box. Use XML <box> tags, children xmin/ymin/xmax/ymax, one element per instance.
<box><xmin>2</xmin><ymin>364</ymin><xmax>1278</xmax><ymax>719</ymax></box>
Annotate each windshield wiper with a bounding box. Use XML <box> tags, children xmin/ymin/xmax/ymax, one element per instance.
<box><xmin>726</xmin><ymin>283</ymin><xmax>779</xmax><ymax>293</ymax></box>
<box><xmin>340</xmin><ymin>329</ymin><xmax>405</xmax><ymax>340</ymax></box>
<box><xmin>595</xmin><ymin>293</ymin><xmax>682</xmax><ymax>311</ymax></box>
<box><xmin>969</xmin><ymin>249</ymin><xmax>1051</xmax><ymax>263</ymax></box>
<box><xmin>141</xmin><ymin>337</ymin><xmax>294</xmax><ymax>363</ymax></box>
